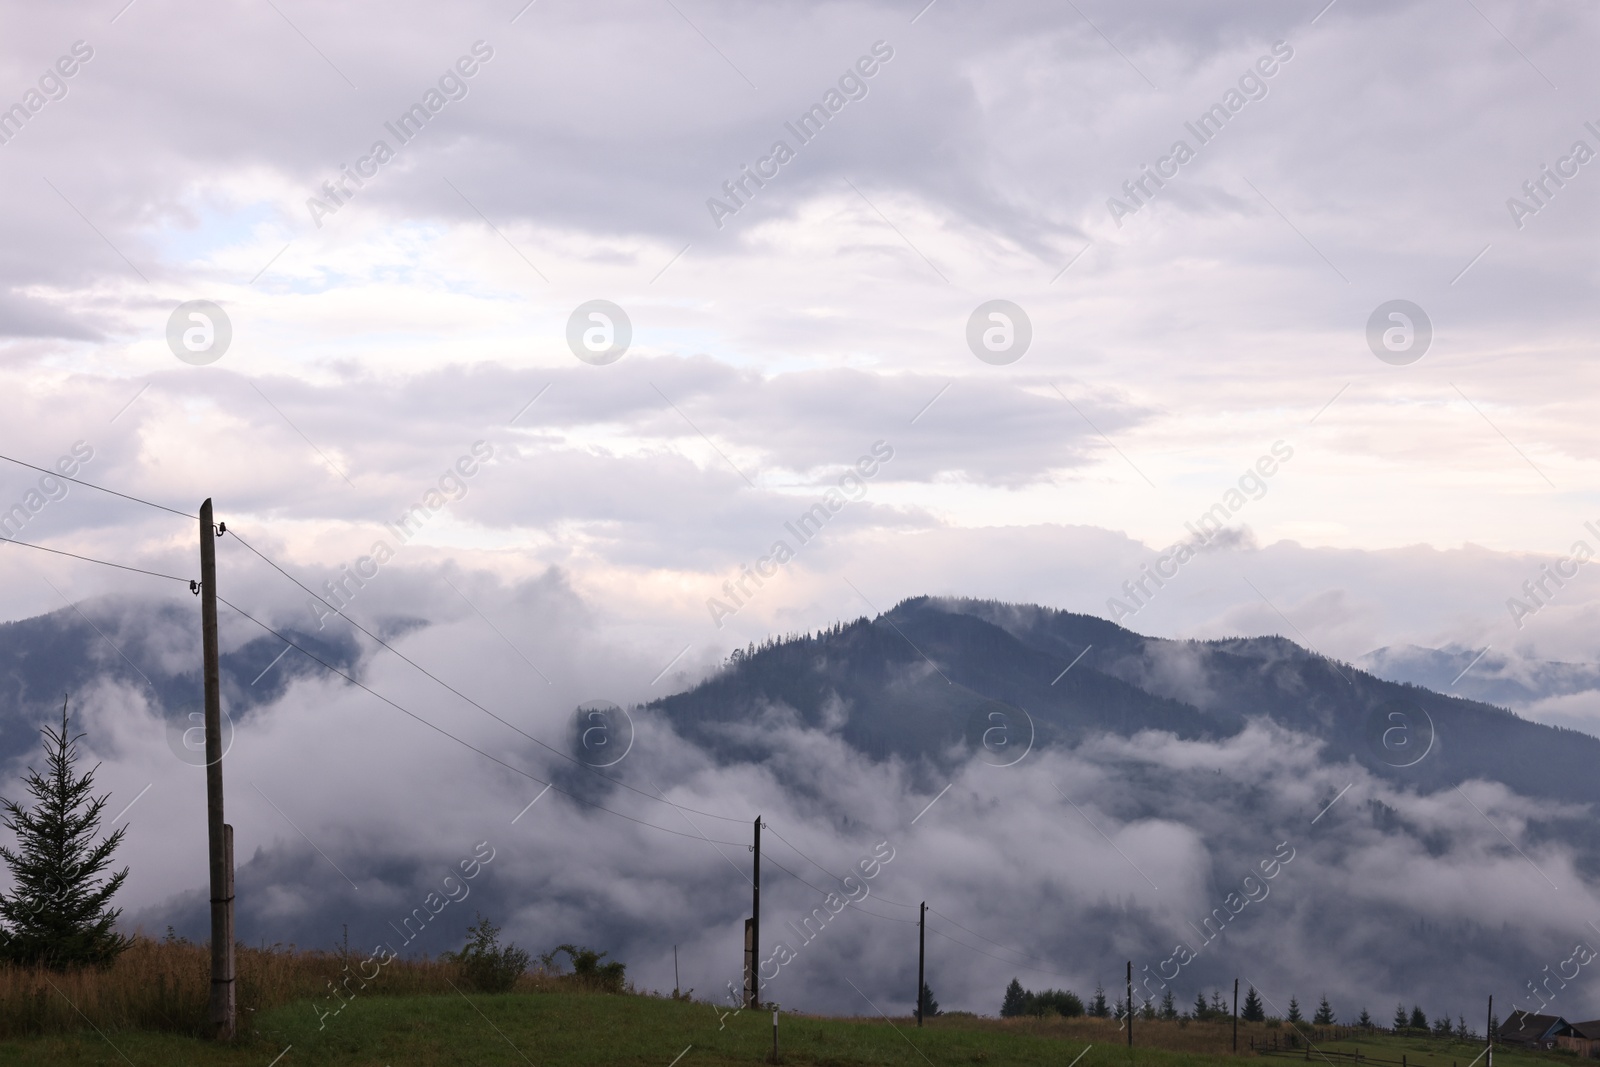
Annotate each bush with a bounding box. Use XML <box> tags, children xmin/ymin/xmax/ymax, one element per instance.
<box><xmin>446</xmin><ymin>914</ymin><xmax>530</xmax><ymax>994</ymax></box>
<box><xmin>540</xmin><ymin>943</ymin><xmax>626</xmax><ymax>993</ymax></box>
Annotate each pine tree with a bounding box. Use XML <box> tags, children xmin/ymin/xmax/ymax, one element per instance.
<box><xmin>1242</xmin><ymin>986</ymin><xmax>1266</xmax><ymax>1022</ymax></box>
<box><xmin>1410</xmin><ymin>1006</ymin><xmax>1427</xmax><ymax>1032</ymax></box>
<box><xmin>1394</xmin><ymin>1004</ymin><xmax>1409</xmax><ymax>1032</ymax></box>
<box><xmin>1288</xmin><ymin>997</ymin><xmax>1304</xmax><ymax>1024</ymax></box>
<box><xmin>1314</xmin><ymin>995</ymin><xmax>1335</xmax><ymax>1026</ymax></box>
<box><xmin>1194</xmin><ymin>990</ymin><xmax>1210</xmax><ymax>1019</ymax></box>
<box><xmin>1091</xmin><ymin>984</ymin><xmax>1110</xmax><ymax>1018</ymax></box>
<box><xmin>1433</xmin><ymin>1014</ymin><xmax>1453</xmax><ymax>1037</ymax></box>
<box><xmin>1140</xmin><ymin>997</ymin><xmax>1157</xmax><ymax>1020</ymax></box>
<box><xmin>1489</xmin><ymin>1012</ymin><xmax>1500</xmax><ymax>1039</ymax></box>
<box><xmin>1358</xmin><ymin>1008</ymin><xmax>1373</xmax><ymax>1029</ymax></box>
<box><xmin>1160</xmin><ymin>989</ymin><xmax>1179</xmax><ymax>1020</ymax></box>
<box><xmin>1002</xmin><ymin>978</ymin><xmax>1027</xmax><ymax>1018</ymax></box>
<box><xmin>1114</xmin><ymin>996</ymin><xmax>1127</xmax><ymax>1022</ymax></box>
<box><xmin>1456</xmin><ymin>1015</ymin><xmax>1470</xmax><ymax>1041</ymax></box>
<box><xmin>0</xmin><ymin>699</ymin><xmax>130</xmax><ymax>968</ymax></box>
<box><xmin>920</xmin><ymin>981</ymin><xmax>940</xmax><ymax>1017</ymax></box>
<box><xmin>1212</xmin><ymin>989</ymin><xmax>1227</xmax><ymax>1015</ymax></box>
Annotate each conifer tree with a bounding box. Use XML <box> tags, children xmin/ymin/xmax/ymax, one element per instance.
<box><xmin>1358</xmin><ymin>1008</ymin><xmax>1373</xmax><ymax>1029</ymax></box>
<box><xmin>1090</xmin><ymin>984</ymin><xmax>1110</xmax><ymax>1018</ymax></box>
<box><xmin>1194</xmin><ymin>990</ymin><xmax>1210</xmax><ymax>1019</ymax></box>
<box><xmin>1314</xmin><ymin>995</ymin><xmax>1336</xmax><ymax>1025</ymax></box>
<box><xmin>921</xmin><ymin>981</ymin><xmax>940</xmax><ymax>1017</ymax></box>
<box><xmin>1002</xmin><ymin>978</ymin><xmax>1027</xmax><ymax>1018</ymax></box>
<box><xmin>1242</xmin><ymin>986</ymin><xmax>1266</xmax><ymax>1022</ymax></box>
<box><xmin>1288</xmin><ymin>996</ymin><xmax>1304</xmax><ymax>1024</ymax></box>
<box><xmin>1161</xmin><ymin>989</ymin><xmax>1178</xmax><ymax>1020</ymax></box>
<box><xmin>1394</xmin><ymin>1004</ymin><xmax>1409</xmax><ymax>1031</ymax></box>
<box><xmin>0</xmin><ymin>699</ymin><xmax>130</xmax><ymax>968</ymax></box>
<box><xmin>1410</xmin><ymin>1006</ymin><xmax>1428</xmax><ymax>1032</ymax></box>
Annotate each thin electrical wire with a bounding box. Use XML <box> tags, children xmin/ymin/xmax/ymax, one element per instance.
<box><xmin>761</xmin><ymin>854</ymin><xmax>920</xmax><ymax>925</ymax></box>
<box><xmin>927</xmin><ymin>906</ymin><xmax>1076</xmax><ymax>975</ymax></box>
<box><xmin>926</xmin><ymin>926</ymin><xmax>1079</xmax><ymax>983</ymax></box>
<box><xmin>0</xmin><ymin>452</ymin><xmax>196</xmax><ymax>519</ymax></box>
<box><xmin>0</xmin><ymin>534</ymin><xmax>194</xmax><ymax>584</ymax></box>
<box><xmin>762</xmin><ymin>823</ymin><xmax>918</xmax><ymax>908</ymax></box>
<box><xmin>223</xmin><ymin>528</ymin><xmax>748</xmax><ymax>824</ymax></box>
<box><xmin>215</xmin><ymin>594</ymin><xmax>747</xmax><ymax>848</ymax></box>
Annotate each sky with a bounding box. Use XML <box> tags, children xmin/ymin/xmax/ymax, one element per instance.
<box><xmin>3</xmin><ymin>0</ymin><xmax>1600</xmax><ymax>1024</ymax></box>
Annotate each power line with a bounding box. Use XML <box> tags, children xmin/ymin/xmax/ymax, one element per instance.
<box><xmin>762</xmin><ymin>854</ymin><xmax>920</xmax><ymax>925</ymax></box>
<box><xmin>763</xmin><ymin>826</ymin><xmax>1076</xmax><ymax>972</ymax></box>
<box><xmin>214</xmin><ymin>594</ymin><xmax>747</xmax><ymax>848</ymax></box>
<box><xmin>0</xmin><ymin>452</ymin><xmax>196</xmax><ymax>520</ymax></box>
<box><xmin>762</xmin><ymin>823</ymin><xmax>918</xmax><ymax>908</ymax></box>
<box><xmin>223</xmin><ymin>528</ymin><xmax>749</xmax><ymax>824</ymax></box>
<box><xmin>926</xmin><ymin>926</ymin><xmax>1080</xmax><ymax>983</ymax></box>
<box><xmin>0</xmin><ymin>533</ymin><xmax>194</xmax><ymax>584</ymax></box>
<box><xmin>927</xmin><ymin>906</ymin><xmax>1073</xmax><ymax>975</ymax></box>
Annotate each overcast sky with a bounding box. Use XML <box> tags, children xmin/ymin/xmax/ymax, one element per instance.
<box><xmin>4</xmin><ymin>0</ymin><xmax>1600</xmax><ymax>1022</ymax></box>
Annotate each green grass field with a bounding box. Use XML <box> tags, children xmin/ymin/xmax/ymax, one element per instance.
<box><xmin>0</xmin><ymin>995</ymin><xmax>1575</xmax><ymax>1067</ymax></box>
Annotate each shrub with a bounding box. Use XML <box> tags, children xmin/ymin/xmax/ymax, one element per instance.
<box><xmin>446</xmin><ymin>914</ymin><xmax>529</xmax><ymax>994</ymax></box>
<box><xmin>539</xmin><ymin>943</ymin><xmax>626</xmax><ymax>993</ymax></box>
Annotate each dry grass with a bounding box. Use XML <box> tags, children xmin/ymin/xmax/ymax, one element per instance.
<box><xmin>0</xmin><ymin>935</ymin><xmax>579</xmax><ymax>1039</ymax></box>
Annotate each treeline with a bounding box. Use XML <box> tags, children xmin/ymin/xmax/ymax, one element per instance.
<box><xmin>999</xmin><ymin>979</ymin><xmax>1488</xmax><ymax>1039</ymax></box>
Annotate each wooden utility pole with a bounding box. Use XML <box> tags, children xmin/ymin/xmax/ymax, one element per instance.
<box><xmin>199</xmin><ymin>500</ymin><xmax>235</xmax><ymax>1040</ymax></box>
<box><xmin>1487</xmin><ymin>995</ymin><xmax>1494</xmax><ymax>1067</ymax></box>
<box><xmin>1233</xmin><ymin>978</ymin><xmax>1240</xmax><ymax>1052</ymax></box>
<box><xmin>917</xmin><ymin>901</ymin><xmax>926</xmax><ymax>1027</ymax></box>
<box><xmin>746</xmin><ymin>816</ymin><xmax>761</xmax><ymax>1009</ymax></box>
<box><xmin>1127</xmin><ymin>960</ymin><xmax>1134</xmax><ymax>1047</ymax></box>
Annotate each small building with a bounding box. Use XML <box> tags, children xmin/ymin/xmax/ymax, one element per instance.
<box><xmin>1558</xmin><ymin>1019</ymin><xmax>1600</xmax><ymax>1059</ymax></box>
<box><xmin>1500</xmin><ymin>1010</ymin><xmax>1569</xmax><ymax>1051</ymax></box>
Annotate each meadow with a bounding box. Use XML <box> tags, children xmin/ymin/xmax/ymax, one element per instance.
<box><xmin>0</xmin><ymin>946</ymin><xmax>1570</xmax><ymax>1067</ymax></box>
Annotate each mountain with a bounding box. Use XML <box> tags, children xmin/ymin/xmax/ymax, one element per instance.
<box><xmin>1360</xmin><ymin>643</ymin><xmax>1600</xmax><ymax>737</ymax></box>
<box><xmin>653</xmin><ymin>596</ymin><xmax>1600</xmax><ymax>809</ymax></box>
<box><xmin>0</xmin><ymin>597</ymin><xmax>360</xmax><ymax>765</ymax></box>
<box><xmin>2</xmin><ymin>591</ymin><xmax>1597</xmax><ymax>1022</ymax></box>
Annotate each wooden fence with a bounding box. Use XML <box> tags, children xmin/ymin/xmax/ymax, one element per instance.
<box><xmin>1251</xmin><ymin>1035</ymin><xmax>1482</xmax><ymax>1067</ymax></box>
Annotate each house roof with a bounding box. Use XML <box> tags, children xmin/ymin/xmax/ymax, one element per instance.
<box><xmin>1567</xmin><ymin>1020</ymin><xmax>1600</xmax><ymax>1040</ymax></box>
<box><xmin>1503</xmin><ymin>1010</ymin><xmax>1568</xmax><ymax>1041</ymax></box>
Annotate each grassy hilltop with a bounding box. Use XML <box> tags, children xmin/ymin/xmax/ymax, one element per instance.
<box><xmin>0</xmin><ymin>987</ymin><xmax>1555</xmax><ymax>1067</ymax></box>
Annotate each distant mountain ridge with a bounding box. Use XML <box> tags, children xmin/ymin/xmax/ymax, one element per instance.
<box><xmin>650</xmin><ymin>596</ymin><xmax>1600</xmax><ymax>808</ymax></box>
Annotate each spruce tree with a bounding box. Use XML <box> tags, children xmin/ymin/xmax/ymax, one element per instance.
<box><xmin>1358</xmin><ymin>1008</ymin><xmax>1373</xmax><ymax>1029</ymax></box>
<box><xmin>1287</xmin><ymin>996</ymin><xmax>1303</xmax><ymax>1024</ymax></box>
<box><xmin>1314</xmin><ymin>995</ymin><xmax>1335</xmax><ymax>1025</ymax></box>
<box><xmin>1002</xmin><ymin>978</ymin><xmax>1027</xmax><ymax>1018</ymax></box>
<box><xmin>0</xmin><ymin>699</ymin><xmax>130</xmax><ymax>968</ymax></box>
<box><xmin>1091</xmin><ymin>984</ymin><xmax>1110</xmax><ymax>1017</ymax></box>
<box><xmin>1160</xmin><ymin>989</ymin><xmax>1178</xmax><ymax>1020</ymax></box>
<box><xmin>1394</xmin><ymin>1004</ymin><xmax>1409</xmax><ymax>1031</ymax></box>
<box><xmin>1140</xmin><ymin>997</ymin><xmax>1157</xmax><ymax>1020</ymax></box>
<box><xmin>1242</xmin><ymin>986</ymin><xmax>1266</xmax><ymax>1022</ymax></box>
<box><xmin>920</xmin><ymin>981</ymin><xmax>940</xmax><ymax>1017</ymax></box>
<box><xmin>1194</xmin><ymin>990</ymin><xmax>1210</xmax><ymax>1019</ymax></box>
<box><xmin>1410</xmin><ymin>1006</ymin><xmax>1427</xmax><ymax>1032</ymax></box>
